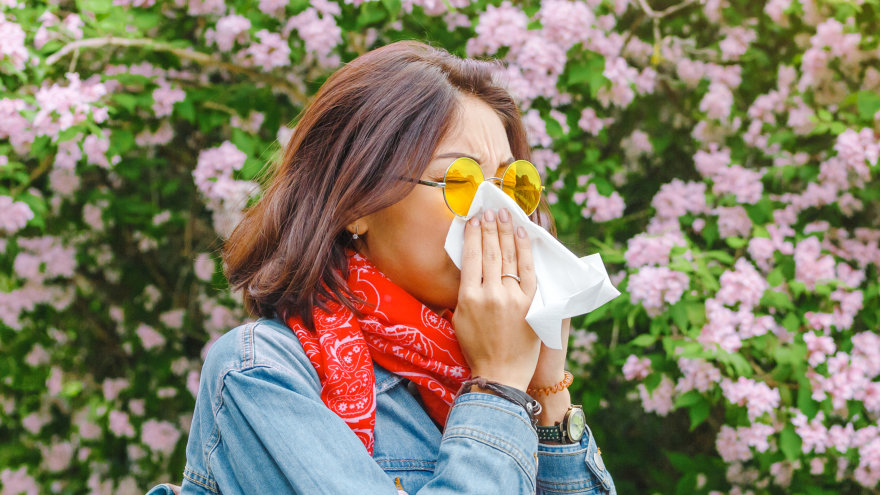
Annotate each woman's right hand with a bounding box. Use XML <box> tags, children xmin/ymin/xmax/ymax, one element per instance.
<box><xmin>452</xmin><ymin>207</ymin><xmax>541</xmax><ymax>391</ymax></box>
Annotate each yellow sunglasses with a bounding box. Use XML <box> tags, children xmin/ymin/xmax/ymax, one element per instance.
<box><xmin>409</xmin><ymin>157</ymin><xmax>544</xmax><ymax>217</ymax></box>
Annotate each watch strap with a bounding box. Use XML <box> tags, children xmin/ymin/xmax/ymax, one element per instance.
<box><xmin>536</xmin><ymin>423</ymin><xmax>564</xmax><ymax>442</ymax></box>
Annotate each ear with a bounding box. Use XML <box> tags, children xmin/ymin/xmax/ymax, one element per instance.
<box><xmin>346</xmin><ymin>221</ymin><xmax>368</xmax><ymax>237</ymax></box>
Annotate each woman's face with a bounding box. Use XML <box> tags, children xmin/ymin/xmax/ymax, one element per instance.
<box><xmin>357</xmin><ymin>95</ymin><xmax>515</xmax><ymax>313</ymax></box>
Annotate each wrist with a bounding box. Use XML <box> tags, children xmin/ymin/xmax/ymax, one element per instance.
<box><xmin>536</xmin><ymin>388</ymin><xmax>572</xmax><ymax>426</ymax></box>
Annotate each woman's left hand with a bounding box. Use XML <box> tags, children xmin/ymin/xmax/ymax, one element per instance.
<box><xmin>529</xmin><ymin>318</ymin><xmax>573</xmax><ymax>426</ymax></box>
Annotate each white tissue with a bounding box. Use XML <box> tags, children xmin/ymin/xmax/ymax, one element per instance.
<box><xmin>444</xmin><ymin>182</ymin><xmax>621</xmax><ymax>349</ymax></box>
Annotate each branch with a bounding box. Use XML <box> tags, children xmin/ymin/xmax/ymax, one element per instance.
<box><xmin>635</xmin><ymin>0</ymin><xmax>698</xmax><ymax>19</ymax></box>
<box><xmin>47</xmin><ymin>37</ymin><xmax>308</xmax><ymax>106</ymax></box>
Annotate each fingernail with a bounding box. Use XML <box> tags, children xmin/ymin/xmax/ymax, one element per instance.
<box><xmin>470</xmin><ymin>216</ymin><xmax>480</xmax><ymax>227</ymax></box>
<box><xmin>517</xmin><ymin>226</ymin><xmax>527</xmax><ymax>238</ymax></box>
<box><xmin>498</xmin><ymin>208</ymin><xmax>510</xmax><ymax>223</ymax></box>
<box><xmin>483</xmin><ymin>209</ymin><xmax>495</xmax><ymax>222</ymax></box>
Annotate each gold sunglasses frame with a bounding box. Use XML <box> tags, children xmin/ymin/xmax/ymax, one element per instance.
<box><xmin>409</xmin><ymin>157</ymin><xmax>545</xmax><ymax>217</ymax></box>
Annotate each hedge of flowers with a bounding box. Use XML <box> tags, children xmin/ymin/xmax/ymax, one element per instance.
<box><xmin>1</xmin><ymin>0</ymin><xmax>878</xmax><ymax>493</ymax></box>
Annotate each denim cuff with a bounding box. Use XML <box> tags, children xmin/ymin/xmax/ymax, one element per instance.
<box><xmin>444</xmin><ymin>391</ymin><xmax>539</xmax><ymax>479</ymax></box>
<box><xmin>536</xmin><ymin>424</ymin><xmax>614</xmax><ymax>493</ymax></box>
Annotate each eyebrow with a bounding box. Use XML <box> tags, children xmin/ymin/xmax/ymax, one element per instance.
<box><xmin>433</xmin><ymin>152</ymin><xmax>516</xmax><ymax>168</ymax></box>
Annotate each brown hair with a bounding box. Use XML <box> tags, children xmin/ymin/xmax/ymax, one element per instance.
<box><xmin>223</xmin><ymin>40</ymin><xmax>554</xmax><ymax>330</ymax></box>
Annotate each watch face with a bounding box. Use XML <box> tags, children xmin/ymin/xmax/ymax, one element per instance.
<box><xmin>567</xmin><ymin>408</ymin><xmax>586</xmax><ymax>441</ymax></box>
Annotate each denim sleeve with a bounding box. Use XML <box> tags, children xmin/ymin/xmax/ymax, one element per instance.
<box><xmin>213</xmin><ymin>365</ymin><xmax>541</xmax><ymax>494</ymax></box>
<box><xmin>536</xmin><ymin>424</ymin><xmax>617</xmax><ymax>495</ymax></box>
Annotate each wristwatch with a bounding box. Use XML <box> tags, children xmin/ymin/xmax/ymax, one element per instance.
<box><xmin>536</xmin><ymin>405</ymin><xmax>586</xmax><ymax>444</ymax></box>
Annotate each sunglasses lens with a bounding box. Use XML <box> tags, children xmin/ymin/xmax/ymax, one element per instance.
<box><xmin>444</xmin><ymin>157</ymin><xmax>483</xmax><ymax>216</ymax></box>
<box><xmin>502</xmin><ymin>160</ymin><xmax>542</xmax><ymax>215</ymax></box>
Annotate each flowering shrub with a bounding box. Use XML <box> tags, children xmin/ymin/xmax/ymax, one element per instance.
<box><xmin>1</xmin><ymin>0</ymin><xmax>878</xmax><ymax>493</ymax></box>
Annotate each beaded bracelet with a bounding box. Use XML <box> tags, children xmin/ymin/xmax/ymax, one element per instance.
<box><xmin>527</xmin><ymin>370</ymin><xmax>574</xmax><ymax>396</ymax></box>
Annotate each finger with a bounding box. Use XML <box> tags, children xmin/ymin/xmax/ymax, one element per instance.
<box><xmin>460</xmin><ymin>216</ymin><xmax>482</xmax><ymax>288</ymax></box>
<box><xmin>496</xmin><ymin>208</ymin><xmax>518</xmax><ymax>286</ymax></box>
<box><xmin>481</xmin><ymin>209</ymin><xmax>502</xmax><ymax>285</ymax></box>
<box><xmin>514</xmin><ymin>226</ymin><xmax>536</xmax><ymax>297</ymax></box>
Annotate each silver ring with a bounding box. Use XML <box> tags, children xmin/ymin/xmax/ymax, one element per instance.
<box><xmin>501</xmin><ymin>273</ymin><xmax>521</xmax><ymax>283</ymax></box>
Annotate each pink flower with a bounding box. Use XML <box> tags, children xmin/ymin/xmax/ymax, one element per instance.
<box><xmin>804</xmin><ymin>331</ymin><xmax>836</xmax><ymax>367</ymax></box>
<box><xmin>794</xmin><ymin>237</ymin><xmax>836</xmax><ymax>290</ymax></box>
<box><xmin>241</xmin><ymin>30</ymin><xmax>291</xmax><ymax>71</ymax></box>
<box><xmin>577</xmin><ymin>107</ymin><xmax>607</xmax><ymax>136</ymax></box>
<box><xmin>21</xmin><ymin>412</ymin><xmax>50</xmax><ymax>434</ymax></box>
<box><xmin>0</xmin><ymin>467</ymin><xmax>38</xmax><ymax>495</ymax></box>
<box><xmin>719</xmin><ymin>26</ymin><xmax>756</xmax><ymax>61</ymax></box>
<box><xmin>187</xmin><ymin>0</ymin><xmax>226</xmax><ymax>16</ymax></box>
<box><xmin>700</xmin><ymin>82</ymin><xmax>734</xmax><ymax>120</ymax></box>
<box><xmin>637</xmin><ymin>375</ymin><xmax>675</xmax><ymax>416</ymax></box>
<box><xmin>103</xmin><ymin>378</ymin><xmax>129</xmax><ymax>401</ymax></box>
<box><xmin>624</xmin><ymin>231</ymin><xmax>686</xmax><ymax>268</ymax></box>
<box><xmin>160</xmin><ymin>309</ymin><xmax>185</xmax><ymax>329</ymax></box>
<box><xmin>41</xmin><ymin>442</ymin><xmax>74</xmax><ymax>472</ymax></box>
<box><xmin>530</xmin><ymin>149</ymin><xmax>561</xmax><ymax>175</ymax></box>
<box><xmin>208</xmin><ymin>15</ymin><xmax>251</xmax><ymax>51</ymax></box>
<box><xmin>108</xmin><ymin>410</ymin><xmax>135</xmax><ymax>437</ymax></box>
<box><xmin>712</xmin><ymin>165</ymin><xmax>763</xmax><ymax>204</ymax></box>
<box><xmin>284</xmin><ymin>8</ymin><xmax>342</xmax><ymax>68</ymax></box>
<box><xmin>716</xmin><ymin>206</ymin><xmax>752</xmax><ymax>238</ymax></box>
<box><xmin>83</xmin><ymin>131</ymin><xmax>112</xmax><ymax>168</ymax></box>
<box><xmin>651</xmin><ymin>179</ymin><xmax>707</xmax><ymax>219</ymax></box>
<box><xmin>536</xmin><ymin>0</ymin><xmax>593</xmax><ymax>50</ymax></box>
<box><xmin>194</xmin><ymin>253</ymin><xmax>215</xmax><ymax>281</ymax></box>
<box><xmin>466</xmin><ymin>1</ymin><xmax>529</xmax><ymax>57</ymax></box>
<box><xmin>716</xmin><ymin>425</ymin><xmax>753</xmax><ymax>462</ymax></box>
<box><xmin>721</xmin><ymin>377</ymin><xmax>780</xmax><ymax>420</ymax></box>
<box><xmin>0</xmin><ymin>196</ymin><xmax>34</xmax><ymax>233</ymax></box>
<box><xmin>522</xmin><ymin>109</ymin><xmax>552</xmax><ymax>147</ymax></box>
<box><xmin>716</xmin><ymin>258</ymin><xmax>767</xmax><ymax>309</ymax></box>
<box><xmin>581</xmin><ymin>184</ymin><xmax>625</xmax><ymax>222</ymax></box>
<box><xmin>141</xmin><ymin>419</ymin><xmax>181</xmax><ymax>455</ymax></box>
<box><xmin>676</xmin><ymin>358</ymin><xmax>722</xmax><ymax>393</ymax></box>
<box><xmin>622</xmin><ymin>354</ymin><xmax>651</xmax><ymax>380</ymax></box>
<box><xmin>187</xmin><ymin>370</ymin><xmax>201</xmax><ymax>398</ymax></box>
<box><xmin>193</xmin><ymin>141</ymin><xmax>247</xmax><ymax>199</ymax></box>
<box><xmin>258</xmin><ymin>0</ymin><xmax>286</xmax><ymax>14</ymax></box>
<box><xmin>152</xmin><ymin>80</ymin><xmax>185</xmax><ymax>118</ymax></box>
<box><xmin>694</xmin><ymin>144</ymin><xmax>731</xmax><ymax>177</ymax></box>
<box><xmin>0</xmin><ymin>14</ymin><xmax>27</xmax><ymax>71</ymax></box>
<box><xmin>629</xmin><ymin>266</ymin><xmax>689</xmax><ymax>316</ymax></box>
<box><xmin>136</xmin><ymin>323</ymin><xmax>166</xmax><ymax>350</ymax></box>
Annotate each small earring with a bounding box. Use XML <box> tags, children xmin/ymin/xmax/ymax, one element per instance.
<box><xmin>352</xmin><ymin>226</ymin><xmax>359</xmax><ymax>240</ymax></box>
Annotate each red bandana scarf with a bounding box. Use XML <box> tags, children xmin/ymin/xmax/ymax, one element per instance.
<box><xmin>287</xmin><ymin>252</ymin><xmax>471</xmax><ymax>455</ymax></box>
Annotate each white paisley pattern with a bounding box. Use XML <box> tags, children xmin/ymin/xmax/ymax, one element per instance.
<box><xmin>288</xmin><ymin>253</ymin><xmax>470</xmax><ymax>455</ymax></box>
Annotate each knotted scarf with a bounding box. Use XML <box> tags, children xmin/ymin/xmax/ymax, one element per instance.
<box><xmin>287</xmin><ymin>252</ymin><xmax>471</xmax><ymax>455</ymax></box>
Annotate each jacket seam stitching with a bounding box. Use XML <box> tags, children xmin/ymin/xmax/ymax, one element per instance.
<box><xmin>183</xmin><ymin>466</ymin><xmax>219</xmax><ymax>493</ymax></box>
<box><xmin>451</xmin><ymin>400</ymin><xmax>535</xmax><ymax>431</ymax></box>
<box><xmin>443</xmin><ymin>428</ymin><xmax>537</xmax><ymax>483</ymax></box>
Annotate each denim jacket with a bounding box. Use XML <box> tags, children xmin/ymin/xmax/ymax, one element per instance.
<box><xmin>146</xmin><ymin>318</ymin><xmax>616</xmax><ymax>494</ymax></box>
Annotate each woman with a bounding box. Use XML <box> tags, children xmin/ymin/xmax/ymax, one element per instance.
<box><xmin>148</xmin><ymin>41</ymin><xmax>615</xmax><ymax>494</ymax></box>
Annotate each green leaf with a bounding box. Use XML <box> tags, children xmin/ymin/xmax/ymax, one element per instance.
<box><xmin>717</xmin><ymin>351</ymin><xmax>752</xmax><ymax>377</ymax></box>
<box><xmin>631</xmin><ymin>333</ymin><xmax>657</xmax><ymax>347</ymax></box>
<box><xmin>761</xmin><ymin>290</ymin><xmax>794</xmax><ymax>310</ymax></box>
<box><xmin>767</xmin><ymin>268</ymin><xmax>784</xmax><ymax>287</ymax></box>
<box><xmin>782</xmin><ymin>312</ymin><xmax>801</xmax><ymax>333</ymax></box>
<box><xmin>780</xmin><ymin>425</ymin><xmax>802</xmax><ymax>460</ymax></box>
<box><xmin>112</xmin><ymin>93</ymin><xmax>139</xmax><ymax>113</ymax></box>
<box><xmin>674</xmin><ymin>390</ymin><xmax>704</xmax><ymax>408</ymax></box>
<box><xmin>356</xmin><ymin>5</ymin><xmax>387</xmax><ymax>28</ymax></box>
<box><xmin>77</xmin><ymin>0</ymin><xmax>112</xmax><ymax>14</ymax></box>
<box><xmin>240</xmin><ymin>158</ymin><xmax>267</xmax><ymax>181</ymax></box>
<box><xmin>381</xmin><ymin>0</ymin><xmax>401</xmax><ymax>18</ymax></box>
<box><xmin>688</xmin><ymin>398</ymin><xmax>710</xmax><ymax>431</ymax></box>
<box><xmin>725</xmin><ymin>237</ymin><xmax>747</xmax><ymax>249</ymax></box>
<box><xmin>797</xmin><ymin>380</ymin><xmax>819</xmax><ymax>419</ymax></box>
<box><xmin>856</xmin><ymin>90</ymin><xmax>880</xmax><ymax>121</ymax></box>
